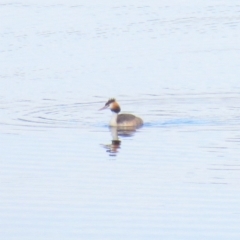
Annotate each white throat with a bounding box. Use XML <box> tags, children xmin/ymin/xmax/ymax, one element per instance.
<box><xmin>109</xmin><ymin>112</ymin><xmax>118</xmax><ymax>127</ymax></box>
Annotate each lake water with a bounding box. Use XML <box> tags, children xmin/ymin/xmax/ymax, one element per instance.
<box><xmin>1</xmin><ymin>0</ymin><xmax>240</xmax><ymax>239</ymax></box>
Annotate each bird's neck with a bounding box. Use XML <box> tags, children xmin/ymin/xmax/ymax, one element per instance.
<box><xmin>109</xmin><ymin>112</ymin><xmax>118</xmax><ymax>126</ymax></box>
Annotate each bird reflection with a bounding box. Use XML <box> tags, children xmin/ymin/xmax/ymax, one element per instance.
<box><xmin>101</xmin><ymin>126</ymin><xmax>137</xmax><ymax>156</ymax></box>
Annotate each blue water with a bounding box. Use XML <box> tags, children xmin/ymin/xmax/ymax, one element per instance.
<box><xmin>1</xmin><ymin>1</ymin><xmax>240</xmax><ymax>240</ymax></box>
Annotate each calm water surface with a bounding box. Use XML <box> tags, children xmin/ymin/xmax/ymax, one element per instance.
<box><xmin>1</xmin><ymin>1</ymin><xmax>240</xmax><ymax>239</ymax></box>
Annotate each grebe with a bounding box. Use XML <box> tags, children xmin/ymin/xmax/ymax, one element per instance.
<box><xmin>99</xmin><ymin>98</ymin><xmax>143</xmax><ymax>128</ymax></box>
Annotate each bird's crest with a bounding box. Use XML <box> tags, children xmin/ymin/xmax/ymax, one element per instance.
<box><xmin>105</xmin><ymin>98</ymin><xmax>116</xmax><ymax>106</ymax></box>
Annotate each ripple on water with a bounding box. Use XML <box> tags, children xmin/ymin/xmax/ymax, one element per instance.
<box><xmin>1</xmin><ymin>93</ymin><xmax>240</xmax><ymax>133</ymax></box>
<box><xmin>144</xmin><ymin>119</ymin><xmax>215</xmax><ymax>128</ymax></box>
<box><xmin>0</xmin><ymin>100</ymin><xmax>101</xmax><ymax>132</ymax></box>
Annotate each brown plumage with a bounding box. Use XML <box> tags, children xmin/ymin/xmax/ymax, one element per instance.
<box><xmin>99</xmin><ymin>98</ymin><xmax>143</xmax><ymax>128</ymax></box>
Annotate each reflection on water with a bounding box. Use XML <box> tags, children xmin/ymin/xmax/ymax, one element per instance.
<box><xmin>101</xmin><ymin>140</ymin><xmax>121</xmax><ymax>157</ymax></box>
<box><xmin>110</xmin><ymin>126</ymin><xmax>137</xmax><ymax>139</ymax></box>
<box><xmin>101</xmin><ymin>126</ymin><xmax>138</xmax><ymax>156</ymax></box>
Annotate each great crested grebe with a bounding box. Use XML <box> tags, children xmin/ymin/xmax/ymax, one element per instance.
<box><xmin>99</xmin><ymin>98</ymin><xmax>143</xmax><ymax>128</ymax></box>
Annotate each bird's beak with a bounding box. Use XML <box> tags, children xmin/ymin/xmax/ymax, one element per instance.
<box><xmin>99</xmin><ymin>105</ymin><xmax>108</xmax><ymax>111</ymax></box>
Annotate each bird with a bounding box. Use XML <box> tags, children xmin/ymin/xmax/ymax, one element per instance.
<box><xmin>99</xmin><ymin>98</ymin><xmax>143</xmax><ymax>128</ymax></box>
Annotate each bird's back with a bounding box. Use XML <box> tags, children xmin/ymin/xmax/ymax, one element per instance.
<box><xmin>117</xmin><ymin>114</ymin><xmax>143</xmax><ymax>127</ymax></box>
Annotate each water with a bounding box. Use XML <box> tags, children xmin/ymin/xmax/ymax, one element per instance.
<box><xmin>1</xmin><ymin>1</ymin><xmax>240</xmax><ymax>239</ymax></box>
